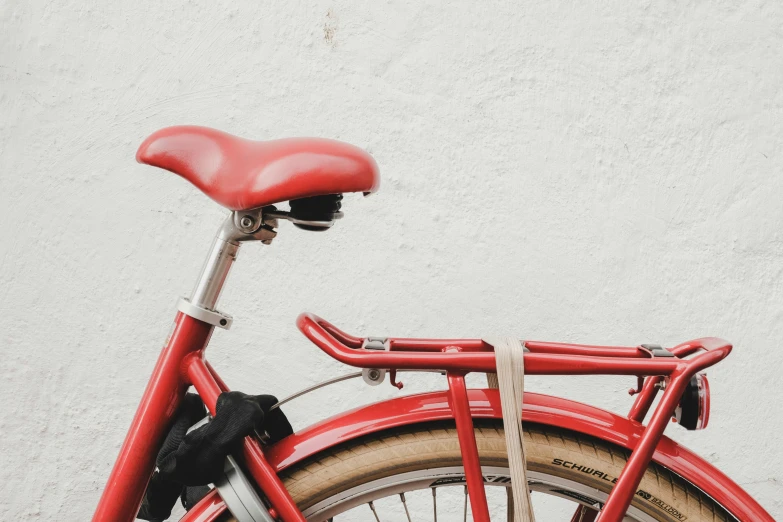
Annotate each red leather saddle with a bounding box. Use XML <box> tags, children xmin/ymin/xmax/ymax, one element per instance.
<box><xmin>136</xmin><ymin>126</ymin><xmax>380</xmax><ymax>211</ymax></box>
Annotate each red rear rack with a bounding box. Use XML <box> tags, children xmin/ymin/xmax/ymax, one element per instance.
<box><xmin>294</xmin><ymin>312</ymin><xmax>732</xmax><ymax>522</ymax></box>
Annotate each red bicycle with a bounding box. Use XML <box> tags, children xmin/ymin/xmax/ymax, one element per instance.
<box><xmin>94</xmin><ymin>125</ymin><xmax>774</xmax><ymax>522</ymax></box>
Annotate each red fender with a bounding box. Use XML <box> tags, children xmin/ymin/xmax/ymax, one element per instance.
<box><xmin>185</xmin><ymin>390</ymin><xmax>772</xmax><ymax>521</ymax></box>
<box><xmin>264</xmin><ymin>389</ymin><xmax>772</xmax><ymax>521</ymax></box>
<box><xmin>180</xmin><ymin>489</ymin><xmax>225</xmax><ymax>522</ymax></box>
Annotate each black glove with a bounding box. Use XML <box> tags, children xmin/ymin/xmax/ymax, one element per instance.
<box><xmin>158</xmin><ymin>391</ymin><xmax>287</xmax><ymax>486</ymax></box>
<box><xmin>138</xmin><ymin>391</ymin><xmax>293</xmax><ymax>520</ymax></box>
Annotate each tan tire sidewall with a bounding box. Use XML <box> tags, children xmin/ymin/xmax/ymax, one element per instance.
<box><xmin>276</xmin><ymin>421</ymin><xmax>730</xmax><ymax>522</ymax></box>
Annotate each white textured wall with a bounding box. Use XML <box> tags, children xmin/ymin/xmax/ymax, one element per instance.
<box><xmin>2</xmin><ymin>0</ymin><xmax>782</xmax><ymax>519</ymax></box>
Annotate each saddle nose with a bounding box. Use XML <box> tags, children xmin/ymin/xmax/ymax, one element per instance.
<box><xmin>136</xmin><ymin>125</ymin><xmax>380</xmax><ymax>211</ymax></box>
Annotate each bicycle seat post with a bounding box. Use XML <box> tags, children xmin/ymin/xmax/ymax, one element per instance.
<box><xmin>190</xmin><ymin>225</ymin><xmax>241</xmax><ymax>310</ymax></box>
<box><xmin>189</xmin><ymin>209</ymin><xmax>277</xmax><ymax>313</ymax></box>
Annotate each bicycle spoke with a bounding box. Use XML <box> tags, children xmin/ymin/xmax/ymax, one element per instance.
<box><xmin>432</xmin><ymin>487</ymin><xmax>437</xmax><ymax>522</ymax></box>
<box><xmin>569</xmin><ymin>505</ymin><xmax>599</xmax><ymax>522</ymax></box>
<box><xmin>399</xmin><ymin>493</ymin><xmax>412</xmax><ymax>522</ymax></box>
<box><xmin>368</xmin><ymin>500</ymin><xmax>381</xmax><ymax>522</ymax></box>
<box><xmin>463</xmin><ymin>485</ymin><xmax>468</xmax><ymax>522</ymax></box>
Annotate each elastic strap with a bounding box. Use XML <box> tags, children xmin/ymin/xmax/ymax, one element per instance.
<box><xmin>485</xmin><ymin>337</ymin><xmax>536</xmax><ymax>522</ymax></box>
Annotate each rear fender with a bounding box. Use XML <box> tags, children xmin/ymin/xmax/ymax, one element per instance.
<box><xmin>264</xmin><ymin>389</ymin><xmax>772</xmax><ymax>521</ymax></box>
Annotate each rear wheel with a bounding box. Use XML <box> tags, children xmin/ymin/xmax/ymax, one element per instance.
<box><xmin>225</xmin><ymin>421</ymin><xmax>733</xmax><ymax>521</ymax></box>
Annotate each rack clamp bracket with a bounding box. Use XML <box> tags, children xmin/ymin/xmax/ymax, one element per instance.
<box><xmin>363</xmin><ymin>336</ymin><xmax>390</xmax><ymax>351</ymax></box>
<box><xmin>361</xmin><ymin>337</ymin><xmax>391</xmax><ymax>386</ymax></box>
<box><xmin>639</xmin><ymin>343</ymin><xmax>675</xmax><ymax>358</ymax></box>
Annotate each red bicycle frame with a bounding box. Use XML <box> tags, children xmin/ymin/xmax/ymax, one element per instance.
<box><xmin>93</xmin><ymin>211</ymin><xmax>774</xmax><ymax>522</ymax></box>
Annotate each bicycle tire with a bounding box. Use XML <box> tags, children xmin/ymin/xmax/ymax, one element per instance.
<box><xmin>221</xmin><ymin>420</ymin><xmax>733</xmax><ymax>521</ymax></box>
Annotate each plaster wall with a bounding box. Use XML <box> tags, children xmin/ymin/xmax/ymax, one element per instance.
<box><xmin>1</xmin><ymin>0</ymin><xmax>781</xmax><ymax>519</ymax></box>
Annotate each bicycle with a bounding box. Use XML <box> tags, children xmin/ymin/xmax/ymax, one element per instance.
<box><xmin>92</xmin><ymin>125</ymin><xmax>774</xmax><ymax>522</ymax></box>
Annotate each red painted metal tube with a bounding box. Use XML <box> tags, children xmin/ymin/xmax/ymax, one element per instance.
<box><xmin>241</xmin><ymin>439</ymin><xmax>306</xmax><ymax>522</ymax></box>
<box><xmin>299</xmin><ymin>313</ymin><xmax>682</xmax><ymax>375</ymax></box>
<box><xmin>307</xmin><ymin>313</ymin><xmax>733</xmax><ymax>360</ymax></box>
<box><xmin>185</xmin><ymin>356</ymin><xmax>306</xmax><ymax>522</ymax></box>
<box><xmin>599</xmin><ymin>369</ymin><xmax>692</xmax><ymax>521</ymax></box>
<box><xmin>321</xmin><ymin>321</ymin><xmax>368</xmax><ymax>348</ymax></box>
<box><xmin>670</xmin><ymin>337</ymin><xmax>727</xmax><ymax>357</ymax></box>
<box><xmin>394</xmin><ymin>339</ymin><xmax>645</xmax><ymax>358</ymax></box>
<box><xmin>626</xmin><ymin>337</ymin><xmax>733</xmax><ymax>423</ymax></box>
<box><xmin>207</xmin><ymin>361</ymin><xmax>230</xmax><ymax>392</ymax></box>
<box><xmin>627</xmin><ymin>376</ymin><xmax>663</xmax><ymax>423</ymax></box>
<box><xmin>186</xmin><ymin>353</ymin><xmax>222</xmax><ymax>414</ymax></box>
<box><xmin>93</xmin><ymin>313</ymin><xmax>214</xmax><ymax>522</ymax></box>
<box><xmin>524</xmin><ymin>341</ymin><xmax>643</xmax><ymax>358</ymax></box>
<box><xmin>322</xmin><ymin>315</ymin><xmax>649</xmax><ymax>357</ymax></box>
<box><xmin>299</xmin><ymin>314</ymin><xmax>734</xmax><ymax>379</ymax></box>
<box><xmin>392</xmin><ymin>338</ymin><xmax>489</xmax><ymax>351</ymax></box>
<box><xmin>447</xmin><ymin>373</ymin><xmax>490</xmax><ymax>522</ymax></box>
<box><xmin>599</xmin><ymin>346</ymin><xmax>732</xmax><ymax>521</ymax></box>
<box><xmin>323</xmin><ymin>316</ymin><xmax>647</xmax><ymax>356</ymax></box>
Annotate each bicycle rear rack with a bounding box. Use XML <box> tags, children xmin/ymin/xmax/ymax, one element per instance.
<box><xmin>290</xmin><ymin>312</ymin><xmax>731</xmax><ymax>522</ymax></box>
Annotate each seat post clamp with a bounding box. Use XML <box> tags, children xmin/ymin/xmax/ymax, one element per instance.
<box><xmin>177</xmin><ymin>297</ymin><xmax>233</xmax><ymax>330</ymax></box>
